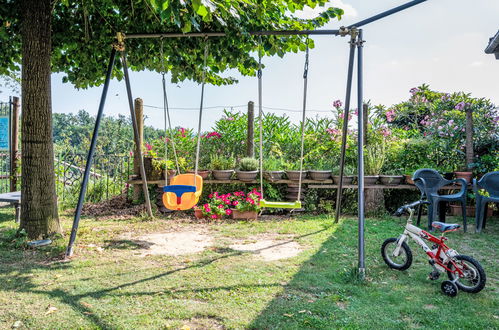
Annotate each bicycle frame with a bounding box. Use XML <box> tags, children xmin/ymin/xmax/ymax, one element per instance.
<box><xmin>393</xmin><ymin>209</ymin><xmax>465</xmax><ymax>277</ymax></box>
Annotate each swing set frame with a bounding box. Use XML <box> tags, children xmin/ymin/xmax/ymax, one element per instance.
<box><xmin>66</xmin><ymin>0</ymin><xmax>429</xmax><ymax>278</ymax></box>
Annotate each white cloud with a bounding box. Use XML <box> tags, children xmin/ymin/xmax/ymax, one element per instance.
<box><xmin>294</xmin><ymin>0</ymin><xmax>357</xmax><ymax>20</ymax></box>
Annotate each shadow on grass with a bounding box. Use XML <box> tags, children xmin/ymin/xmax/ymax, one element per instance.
<box><xmin>0</xmin><ymin>226</ymin><xmax>330</xmax><ymax>328</ymax></box>
<box><xmin>249</xmin><ymin>217</ymin><xmax>499</xmax><ymax>329</ymax></box>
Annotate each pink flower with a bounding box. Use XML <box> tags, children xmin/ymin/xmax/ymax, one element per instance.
<box><xmin>218</xmin><ymin>204</ymin><xmax>224</xmax><ymax>209</ymax></box>
<box><xmin>454</xmin><ymin>102</ymin><xmax>466</xmax><ymax>110</ymax></box>
<box><xmin>381</xmin><ymin>128</ymin><xmax>391</xmax><ymax>137</ymax></box>
<box><xmin>145</xmin><ymin>143</ymin><xmax>152</xmax><ymax>151</ymax></box>
<box><xmin>211</xmin><ymin>214</ymin><xmax>218</xmax><ymax>219</ymax></box>
<box><xmin>205</xmin><ymin>132</ymin><xmax>222</xmax><ymax>139</ymax></box>
<box><xmin>179</xmin><ymin>127</ymin><xmax>186</xmax><ymax>137</ymax></box>
<box><xmin>225</xmin><ymin>200</ymin><xmax>231</xmax><ymax>205</ymax></box>
<box><xmin>232</xmin><ymin>201</ymin><xmax>239</xmax><ymax>206</ymax></box>
<box><xmin>385</xmin><ymin>109</ymin><xmax>396</xmax><ymax>122</ymax></box>
<box><xmin>225</xmin><ymin>209</ymin><xmax>232</xmax><ymax>215</ymax></box>
<box><xmin>333</xmin><ymin>100</ymin><xmax>342</xmax><ymax>108</ymax></box>
<box><xmin>208</xmin><ymin>194</ymin><xmax>213</xmax><ymax>198</ymax></box>
<box><xmin>409</xmin><ymin>87</ymin><xmax>419</xmax><ymax>95</ymax></box>
<box><xmin>129</xmin><ymin>151</ymin><xmax>133</xmax><ymax>156</ymax></box>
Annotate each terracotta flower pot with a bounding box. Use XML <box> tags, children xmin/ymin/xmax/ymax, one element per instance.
<box><xmin>231</xmin><ymin>209</ymin><xmax>258</xmax><ymax>220</ymax></box>
<box><xmin>454</xmin><ymin>171</ymin><xmax>472</xmax><ymax>184</ymax></box>
<box><xmin>187</xmin><ymin>170</ymin><xmax>211</xmax><ymax>179</ymax></box>
<box><xmin>449</xmin><ymin>204</ymin><xmax>493</xmax><ymax>217</ymax></box>
<box><xmin>404</xmin><ymin>175</ymin><xmax>415</xmax><ymax>185</ymax></box>
<box><xmin>212</xmin><ymin>169</ymin><xmax>234</xmax><ymax>180</ymax></box>
<box><xmin>309</xmin><ymin>170</ymin><xmax>332</xmax><ymax>181</ymax></box>
<box><xmin>194</xmin><ymin>209</ymin><xmax>223</xmax><ymax>220</ymax></box>
<box><xmin>264</xmin><ymin>170</ymin><xmax>284</xmax><ymax>181</ymax></box>
<box><xmin>332</xmin><ymin>176</ymin><xmax>354</xmax><ymax>185</ymax></box>
<box><xmin>236</xmin><ymin>170</ymin><xmax>258</xmax><ymax>181</ymax></box>
<box><xmin>194</xmin><ymin>209</ymin><xmax>204</xmax><ymax>219</ymax></box>
<box><xmin>379</xmin><ymin>175</ymin><xmax>404</xmax><ymax>185</ymax></box>
<box><xmin>364</xmin><ymin>175</ymin><xmax>379</xmax><ymax>185</ymax></box>
<box><xmin>285</xmin><ymin>170</ymin><xmax>308</xmax><ymax>181</ymax></box>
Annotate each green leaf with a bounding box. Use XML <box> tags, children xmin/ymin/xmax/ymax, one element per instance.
<box><xmin>181</xmin><ymin>21</ymin><xmax>192</xmax><ymax>33</ymax></box>
<box><xmin>196</xmin><ymin>4</ymin><xmax>208</xmax><ymax>17</ymax></box>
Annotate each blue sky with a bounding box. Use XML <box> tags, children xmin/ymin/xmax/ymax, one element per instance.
<box><xmin>2</xmin><ymin>0</ymin><xmax>499</xmax><ymax>131</ymax></box>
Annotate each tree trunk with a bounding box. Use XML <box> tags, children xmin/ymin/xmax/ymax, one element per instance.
<box><xmin>19</xmin><ymin>0</ymin><xmax>61</xmax><ymax>239</ymax></box>
<box><xmin>465</xmin><ymin>108</ymin><xmax>473</xmax><ymax>169</ymax></box>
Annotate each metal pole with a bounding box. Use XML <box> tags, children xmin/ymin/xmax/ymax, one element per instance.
<box><xmin>334</xmin><ymin>32</ymin><xmax>357</xmax><ymax>223</ymax></box>
<box><xmin>120</xmin><ymin>51</ymin><xmax>154</xmax><ymax>218</ymax></box>
<box><xmin>348</xmin><ymin>0</ymin><xmax>427</xmax><ymax>29</ymax></box>
<box><xmin>357</xmin><ymin>29</ymin><xmax>366</xmax><ymax>279</ymax></box>
<box><xmin>124</xmin><ymin>30</ymin><xmax>341</xmax><ymax>39</ymax></box>
<box><xmin>66</xmin><ymin>48</ymin><xmax>117</xmax><ymax>257</ymax></box>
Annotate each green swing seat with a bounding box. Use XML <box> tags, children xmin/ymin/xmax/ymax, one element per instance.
<box><xmin>259</xmin><ymin>199</ymin><xmax>302</xmax><ymax>209</ymax></box>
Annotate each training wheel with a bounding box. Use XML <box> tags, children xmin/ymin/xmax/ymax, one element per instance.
<box><xmin>441</xmin><ymin>280</ymin><xmax>458</xmax><ymax>297</ymax></box>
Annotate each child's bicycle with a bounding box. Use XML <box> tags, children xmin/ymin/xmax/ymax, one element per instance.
<box><xmin>381</xmin><ymin>200</ymin><xmax>486</xmax><ymax>297</ymax></box>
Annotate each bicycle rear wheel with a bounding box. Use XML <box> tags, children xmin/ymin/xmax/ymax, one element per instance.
<box><xmin>447</xmin><ymin>255</ymin><xmax>486</xmax><ymax>293</ymax></box>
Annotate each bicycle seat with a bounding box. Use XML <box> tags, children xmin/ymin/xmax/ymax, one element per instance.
<box><xmin>432</xmin><ymin>221</ymin><xmax>460</xmax><ymax>233</ymax></box>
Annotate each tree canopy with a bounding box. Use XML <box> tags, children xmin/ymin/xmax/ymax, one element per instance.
<box><xmin>1</xmin><ymin>0</ymin><xmax>343</xmax><ymax>88</ymax></box>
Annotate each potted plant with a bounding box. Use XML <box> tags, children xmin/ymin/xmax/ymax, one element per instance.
<box><xmin>363</xmin><ymin>143</ymin><xmax>386</xmax><ymax>185</ymax></box>
<box><xmin>332</xmin><ymin>165</ymin><xmax>356</xmax><ymax>185</ymax></box>
<box><xmin>229</xmin><ymin>189</ymin><xmax>262</xmax><ymax>220</ymax></box>
<box><xmin>193</xmin><ymin>192</ymin><xmax>232</xmax><ymax>220</ymax></box>
<box><xmin>285</xmin><ymin>161</ymin><xmax>308</xmax><ymax>181</ymax></box>
<box><xmin>236</xmin><ymin>157</ymin><xmax>259</xmax><ymax>181</ymax></box>
<box><xmin>152</xmin><ymin>159</ymin><xmax>176</xmax><ymax>181</ymax></box>
<box><xmin>379</xmin><ymin>168</ymin><xmax>404</xmax><ymax>185</ymax></box>
<box><xmin>210</xmin><ymin>154</ymin><xmax>235</xmax><ymax>180</ymax></box>
<box><xmin>186</xmin><ymin>157</ymin><xmax>211</xmax><ymax>179</ymax></box>
<box><xmin>308</xmin><ymin>158</ymin><xmax>332</xmax><ymax>181</ymax></box>
<box><xmin>263</xmin><ymin>157</ymin><xmax>285</xmax><ymax>181</ymax></box>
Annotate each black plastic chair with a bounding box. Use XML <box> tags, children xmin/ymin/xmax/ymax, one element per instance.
<box><xmin>413</xmin><ymin>168</ymin><xmax>468</xmax><ymax>232</ymax></box>
<box><xmin>473</xmin><ymin>171</ymin><xmax>499</xmax><ymax>233</ymax></box>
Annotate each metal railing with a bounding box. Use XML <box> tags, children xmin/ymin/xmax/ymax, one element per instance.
<box><xmin>55</xmin><ymin>152</ymin><xmax>132</xmax><ymax>208</ymax></box>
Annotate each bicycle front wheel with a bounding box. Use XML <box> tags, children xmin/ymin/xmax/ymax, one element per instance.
<box><xmin>381</xmin><ymin>237</ymin><xmax>412</xmax><ymax>271</ymax></box>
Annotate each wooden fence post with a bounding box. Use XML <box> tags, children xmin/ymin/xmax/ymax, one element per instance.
<box><xmin>363</xmin><ymin>103</ymin><xmax>368</xmax><ymax>146</ymax></box>
<box><xmin>10</xmin><ymin>97</ymin><xmax>20</xmax><ymax>192</ymax></box>
<box><xmin>133</xmin><ymin>98</ymin><xmax>144</xmax><ymax>201</ymax></box>
<box><xmin>246</xmin><ymin>101</ymin><xmax>255</xmax><ymax>158</ymax></box>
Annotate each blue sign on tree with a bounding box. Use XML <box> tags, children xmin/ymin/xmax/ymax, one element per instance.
<box><xmin>0</xmin><ymin>116</ymin><xmax>9</xmax><ymax>151</ymax></box>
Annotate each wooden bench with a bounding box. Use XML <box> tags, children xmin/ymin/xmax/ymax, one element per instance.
<box><xmin>0</xmin><ymin>191</ymin><xmax>21</xmax><ymax>223</ymax></box>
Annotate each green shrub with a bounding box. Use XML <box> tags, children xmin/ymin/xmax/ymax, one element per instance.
<box><xmin>210</xmin><ymin>154</ymin><xmax>236</xmax><ymax>170</ymax></box>
<box><xmin>238</xmin><ymin>157</ymin><xmax>259</xmax><ymax>171</ymax></box>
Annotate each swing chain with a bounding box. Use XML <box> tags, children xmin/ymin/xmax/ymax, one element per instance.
<box><xmin>303</xmin><ymin>38</ymin><xmax>309</xmax><ymax>79</ymax></box>
<box><xmin>160</xmin><ymin>37</ymin><xmax>181</xmax><ymax>180</ymax></box>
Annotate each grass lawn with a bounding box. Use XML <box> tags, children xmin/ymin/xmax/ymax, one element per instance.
<box><xmin>0</xmin><ymin>207</ymin><xmax>497</xmax><ymax>329</ymax></box>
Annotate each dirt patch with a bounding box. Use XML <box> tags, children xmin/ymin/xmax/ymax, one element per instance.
<box><xmin>229</xmin><ymin>237</ymin><xmax>302</xmax><ymax>261</ymax></box>
<box><xmin>134</xmin><ymin>230</ymin><xmax>213</xmax><ymax>257</ymax></box>
<box><xmin>81</xmin><ymin>194</ymin><xmax>146</xmax><ymax>218</ymax></box>
<box><xmin>183</xmin><ymin>317</ymin><xmax>225</xmax><ymax>329</ymax></box>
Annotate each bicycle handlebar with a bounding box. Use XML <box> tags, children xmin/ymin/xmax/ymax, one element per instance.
<box><xmin>393</xmin><ymin>200</ymin><xmax>430</xmax><ymax>217</ymax></box>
